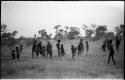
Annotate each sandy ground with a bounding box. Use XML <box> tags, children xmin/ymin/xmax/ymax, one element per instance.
<box><xmin>1</xmin><ymin>39</ymin><xmax>124</xmax><ymax>79</ymax></box>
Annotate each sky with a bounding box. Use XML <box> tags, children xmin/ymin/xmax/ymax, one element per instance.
<box><xmin>1</xmin><ymin>1</ymin><xmax>124</xmax><ymax>38</ymax></box>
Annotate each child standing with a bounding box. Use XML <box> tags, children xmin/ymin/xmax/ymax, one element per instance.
<box><xmin>102</xmin><ymin>41</ymin><xmax>106</xmax><ymax>52</ymax></box>
<box><xmin>20</xmin><ymin>45</ymin><xmax>23</xmax><ymax>54</ymax></box>
<box><xmin>61</xmin><ymin>44</ymin><xmax>65</xmax><ymax>57</ymax></box>
<box><xmin>71</xmin><ymin>45</ymin><xmax>76</xmax><ymax>61</ymax></box>
<box><xmin>11</xmin><ymin>50</ymin><xmax>15</xmax><ymax>60</ymax></box>
<box><xmin>46</xmin><ymin>42</ymin><xmax>53</xmax><ymax>59</ymax></box>
<box><xmin>85</xmin><ymin>41</ymin><xmax>89</xmax><ymax>53</ymax></box>
<box><xmin>56</xmin><ymin>40</ymin><xmax>61</xmax><ymax>58</ymax></box>
<box><xmin>42</xmin><ymin>46</ymin><xmax>46</xmax><ymax>59</ymax></box>
<box><xmin>16</xmin><ymin>47</ymin><xmax>20</xmax><ymax>61</ymax></box>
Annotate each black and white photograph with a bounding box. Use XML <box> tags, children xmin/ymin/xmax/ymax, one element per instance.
<box><xmin>1</xmin><ymin>1</ymin><xmax>124</xmax><ymax>79</ymax></box>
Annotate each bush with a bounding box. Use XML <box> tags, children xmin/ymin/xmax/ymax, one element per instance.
<box><xmin>1</xmin><ymin>38</ymin><xmax>19</xmax><ymax>46</ymax></box>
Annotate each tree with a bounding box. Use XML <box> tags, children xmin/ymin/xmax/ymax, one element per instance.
<box><xmin>11</xmin><ymin>31</ymin><xmax>18</xmax><ymax>38</ymax></box>
<box><xmin>104</xmin><ymin>32</ymin><xmax>115</xmax><ymax>39</ymax></box>
<box><xmin>1</xmin><ymin>32</ymin><xmax>12</xmax><ymax>39</ymax></box>
<box><xmin>85</xmin><ymin>29</ymin><xmax>94</xmax><ymax>37</ymax></box>
<box><xmin>59</xmin><ymin>29</ymin><xmax>64</xmax><ymax>36</ymax></box>
<box><xmin>1</xmin><ymin>24</ymin><xmax>7</xmax><ymax>33</ymax></box>
<box><xmin>54</xmin><ymin>32</ymin><xmax>63</xmax><ymax>40</ymax></box>
<box><xmin>70</xmin><ymin>26</ymin><xmax>80</xmax><ymax>31</ymax></box>
<box><xmin>82</xmin><ymin>24</ymin><xmax>88</xmax><ymax>30</ymax></box>
<box><xmin>120</xmin><ymin>24</ymin><xmax>124</xmax><ymax>37</ymax></box>
<box><xmin>91</xmin><ymin>24</ymin><xmax>96</xmax><ymax>31</ymax></box>
<box><xmin>95</xmin><ymin>25</ymin><xmax>107</xmax><ymax>35</ymax></box>
<box><xmin>46</xmin><ymin>33</ymin><xmax>52</xmax><ymax>39</ymax></box>
<box><xmin>65</xmin><ymin>26</ymin><xmax>69</xmax><ymax>31</ymax></box>
<box><xmin>1</xmin><ymin>24</ymin><xmax>18</xmax><ymax>39</ymax></box>
<box><xmin>38</xmin><ymin>29</ymin><xmax>47</xmax><ymax>38</ymax></box>
<box><xmin>64</xmin><ymin>26</ymin><xmax>69</xmax><ymax>38</ymax></box>
<box><xmin>94</xmin><ymin>25</ymin><xmax>107</xmax><ymax>40</ymax></box>
<box><xmin>54</xmin><ymin>25</ymin><xmax>61</xmax><ymax>34</ymax></box>
<box><xmin>49</xmin><ymin>33</ymin><xmax>52</xmax><ymax>38</ymax></box>
<box><xmin>19</xmin><ymin>36</ymin><xmax>25</xmax><ymax>40</ymax></box>
<box><xmin>82</xmin><ymin>24</ymin><xmax>89</xmax><ymax>37</ymax></box>
<box><xmin>67</xmin><ymin>29</ymin><xmax>80</xmax><ymax>39</ymax></box>
<box><xmin>91</xmin><ymin>24</ymin><xmax>97</xmax><ymax>36</ymax></box>
<box><xmin>64</xmin><ymin>30</ymin><xmax>67</xmax><ymax>38</ymax></box>
<box><xmin>115</xmin><ymin>24</ymin><xmax>124</xmax><ymax>37</ymax></box>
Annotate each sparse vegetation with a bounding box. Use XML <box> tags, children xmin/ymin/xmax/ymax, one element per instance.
<box><xmin>1</xmin><ymin>23</ymin><xmax>124</xmax><ymax>79</ymax></box>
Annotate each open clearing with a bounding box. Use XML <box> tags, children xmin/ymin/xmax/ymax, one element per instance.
<box><xmin>1</xmin><ymin>39</ymin><xmax>124</xmax><ymax>79</ymax></box>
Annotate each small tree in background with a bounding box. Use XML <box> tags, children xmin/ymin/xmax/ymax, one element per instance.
<box><xmin>46</xmin><ymin>33</ymin><xmax>52</xmax><ymax>40</ymax></box>
<box><xmin>104</xmin><ymin>32</ymin><xmax>115</xmax><ymax>40</ymax></box>
<box><xmin>91</xmin><ymin>24</ymin><xmax>97</xmax><ymax>36</ymax></box>
<box><xmin>1</xmin><ymin>24</ymin><xmax>7</xmax><ymax>33</ymax></box>
<box><xmin>54</xmin><ymin>25</ymin><xmax>61</xmax><ymax>35</ymax></box>
<box><xmin>38</xmin><ymin>29</ymin><xmax>47</xmax><ymax>39</ymax></box>
<box><xmin>67</xmin><ymin>27</ymin><xmax>80</xmax><ymax>39</ymax></box>
<box><xmin>115</xmin><ymin>24</ymin><xmax>124</xmax><ymax>37</ymax></box>
<box><xmin>85</xmin><ymin>29</ymin><xmax>94</xmax><ymax>38</ymax></box>
<box><xmin>93</xmin><ymin>25</ymin><xmax>107</xmax><ymax>40</ymax></box>
<box><xmin>11</xmin><ymin>31</ymin><xmax>18</xmax><ymax>38</ymax></box>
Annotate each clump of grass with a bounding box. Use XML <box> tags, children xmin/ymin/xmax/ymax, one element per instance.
<box><xmin>1</xmin><ymin>63</ymin><xmax>18</xmax><ymax>77</ymax></box>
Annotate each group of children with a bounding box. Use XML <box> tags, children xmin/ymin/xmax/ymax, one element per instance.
<box><xmin>11</xmin><ymin>45</ymin><xmax>23</xmax><ymax>61</ymax></box>
<box><xmin>10</xmin><ymin>35</ymin><xmax>121</xmax><ymax>65</ymax></box>
<box><xmin>101</xmin><ymin>38</ymin><xmax>121</xmax><ymax>65</ymax></box>
<box><xmin>56</xmin><ymin>39</ymin><xmax>89</xmax><ymax>61</ymax></box>
<box><xmin>32</xmin><ymin>39</ymin><xmax>53</xmax><ymax>59</ymax></box>
<box><xmin>71</xmin><ymin>39</ymin><xmax>89</xmax><ymax>61</ymax></box>
<box><xmin>32</xmin><ymin>39</ymin><xmax>65</xmax><ymax>60</ymax></box>
<box><xmin>56</xmin><ymin>40</ymin><xmax>65</xmax><ymax>60</ymax></box>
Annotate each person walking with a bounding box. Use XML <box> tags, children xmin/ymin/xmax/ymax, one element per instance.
<box><xmin>61</xmin><ymin>44</ymin><xmax>65</xmax><ymax>57</ymax></box>
<box><xmin>108</xmin><ymin>40</ymin><xmax>116</xmax><ymax>65</ymax></box>
<box><xmin>85</xmin><ymin>41</ymin><xmax>89</xmax><ymax>53</ymax></box>
<box><xmin>16</xmin><ymin>47</ymin><xmax>20</xmax><ymax>61</ymax></box>
<box><xmin>46</xmin><ymin>42</ymin><xmax>53</xmax><ymax>59</ymax></box>
<box><xmin>56</xmin><ymin>40</ymin><xmax>61</xmax><ymax>59</ymax></box>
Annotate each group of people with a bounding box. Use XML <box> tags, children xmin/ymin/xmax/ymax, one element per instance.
<box><xmin>31</xmin><ymin>38</ymin><xmax>89</xmax><ymax>61</ymax></box>
<box><xmin>56</xmin><ymin>40</ymin><xmax>65</xmax><ymax>60</ymax></box>
<box><xmin>101</xmin><ymin>36</ymin><xmax>122</xmax><ymax>65</ymax></box>
<box><xmin>32</xmin><ymin>39</ymin><xmax>53</xmax><ymax>59</ymax></box>
<box><xmin>10</xmin><ymin>35</ymin><xmax>122</xmax><ymax>65</ymax></box>
<box><xmin>32</xmin><ymin>39</ymin><xmax>65</xmax><ymax>60</ymax></box>
<box><xmin>11</xmin><ymin>45</ymin><xmax>23</xmax><ymax>61</ymax></box>
<box><xmin>71</xmin><ymin>39</ymin><xmax>89</xmax><ymax>61</ymax></box>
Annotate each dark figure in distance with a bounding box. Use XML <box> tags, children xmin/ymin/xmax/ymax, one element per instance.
<box><xmin>102</xmin><ymin>41</ymin><xmax>106</xmax><ymax>52</ymax></box>
<box><xmin>106</xmin><ymin>39</ymin><xmax>111</xmax><ymax>51</ymax></box>
<box><xmin>61</xmin><ymin>44</ymin><xmax>65</xmax><ymax>57</ymax></box>
<box><xmin>38</xmin><ymin>41</ymin><xmax>42</xmax><ymax>50</ymax></box>
<box><xmin>32</xmin><ymin>39</ymin><xmax>37</xmax><ymax>58</ymax></box>
<box><xmin>16</xmin><ymin>47</ymin><xmax>20</xmax><ymax>61</ymax></box>
<box><xmin>71</xmin><ymin>45</ymin><xmax>77</xmax><ymax>61</ymax></box>
<box><xmin>78</xmin><ymin>39</ymin><xmax>84</xmax><ymax>55</ymax></box>
<box><xmin>108</xmin><ymin>40</ymin><xmax>116</xmax><ymax>65</ymax></box>
<box><xmin>56</xmin><ymin>40</ymin><xmax>61</xmax><ymax>59</ymax></box>
<box><xmin>85</xmin><ymin>41</ymin><xmax>89</xmax><ymax>53</ymax></box>
<box><xmin>35</xmin><ymin>43</ymin><xmax>41</xmax><ymax>58</ymax></box>
<box><xmin>20</xmin><ymin>45</ymin><xmax>23</xmax><ymax>54</ymax></box>
<box><xmin>37</xmin><ymin>41</ymin><xmax>43</xmax><ymax>57</ymax></box>
<box><xmin>42</xmin><ymin>46</ymin><xmax>46</xmax><ymax>59</ymax></box>
<box><xmin>11</xmin><ymin>50</ymin><xmax>15</xmax><ymax>60</ymax></box>
<box><xmin>46</xmin><ymin>42</ymin><xmax>53</xmax><ymax>59</ymax></box>
<box><xmin>116</xmin><ymin>36</ymin><xmax>121</xmax><ymax>53</ymax></box>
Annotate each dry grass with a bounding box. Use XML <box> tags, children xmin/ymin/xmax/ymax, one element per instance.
<box><xmin>1</xmin><ymin>39</ymin><xmax>124</xmax><ymax>79</ymax></box>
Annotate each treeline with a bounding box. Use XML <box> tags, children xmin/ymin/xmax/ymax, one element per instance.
<box><xmin>38</xmin><ymin>24</ymin><xmax>124</xmax><ymax>40</ymax></box>
<box><xmin>1</xmin><ymin>23</ymin><xmax>124</xmax><ymax>46</ymax></box>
